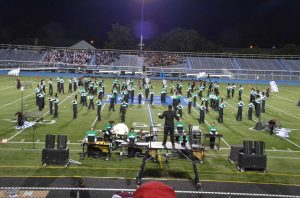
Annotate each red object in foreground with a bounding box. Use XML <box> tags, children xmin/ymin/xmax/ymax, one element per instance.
<box><xmin>134</xmin><ymin>181</ymin><xmax>176</xmax><ymax>198</ymax></box>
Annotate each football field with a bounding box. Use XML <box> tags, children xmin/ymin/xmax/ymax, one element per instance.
<box><xmin>0</xmin><ymin>75</ymin><xmax>300</xmax><ymax>186</ymax></box>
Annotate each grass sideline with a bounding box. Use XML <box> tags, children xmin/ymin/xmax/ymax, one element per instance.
<box><xmin>0</xmin><ymin>75</ymin><xmax>299</xmax><ymax>185</ymax></box>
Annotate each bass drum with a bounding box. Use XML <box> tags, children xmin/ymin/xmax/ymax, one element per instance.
<box><xmin>112</xmin><ymin>123</ymin><xmax>129</xmax><ymax>136</ymax></box>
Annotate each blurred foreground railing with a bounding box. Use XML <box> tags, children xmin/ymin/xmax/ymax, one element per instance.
<box><xmin>0</xmin><ymin>187</ymin><xmax>299</xmax><ymax>198</ymax></box>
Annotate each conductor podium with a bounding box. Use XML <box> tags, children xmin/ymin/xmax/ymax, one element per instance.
<box><xmin>135</xmin><ymin>125</ymin><xmax>204</xmax><ymax>190</ymax></box>
<box><xmin>42</xmin><ymin>134</ymin><xmax>70</xmax><ymax>167</ymax></box>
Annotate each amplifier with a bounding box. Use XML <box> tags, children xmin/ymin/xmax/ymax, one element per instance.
<box><xmin>228</xmin><ymin>145</ymin><xmax>243</xmax><ymax>163</ymax></box>
<box><xmin>238</xmin><ymin>153</ymin><xmax>267</xmax><ymax>172</ymax></box>
<box><xmin>42</xmin><ymin>148</ymin><xmax>69</xmax><ymax>166</ymax></box>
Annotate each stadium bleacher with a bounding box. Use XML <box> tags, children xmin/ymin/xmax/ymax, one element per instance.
<box><xmin>0</xmin><ymin>45</ymin><xmax>299</xmax><ymax>80</ymax></box>
<box><xmin>112</xmin><ymin>54</ymin><xmax>139</xmax><ymax>67</ymax></box>
<box><xmin>0</xmin><ymin>49</ymin><xmax>44</xmax><ymax>62</ymax></box>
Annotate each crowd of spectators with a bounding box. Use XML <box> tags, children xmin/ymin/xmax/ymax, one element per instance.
<box><xmin>43</xmin><ymin>49</ymin><xmax>93</xmax><ymax>65</ymax></box>
<box><xmin>43</xmin><ymin>49</ymin><xmax>185</xmax><ymax>67</ymax></box>
<box><xmin>95</xmin><ymin>51</ymin><xmax>120</xmax><ymax>65</ymax></box>
<box><xmin>144</xmin><ymin>53</ymin><xmax>185</xmax><ymax>67</ymax></box>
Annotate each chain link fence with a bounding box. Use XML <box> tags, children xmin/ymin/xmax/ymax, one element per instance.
<box><xmin>1</xmin><ymin>187</ymin><xmax>299</xmax><ymax>198</ymax></box>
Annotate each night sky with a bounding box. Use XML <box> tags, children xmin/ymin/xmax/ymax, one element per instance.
<box><xmin>0</xmin><ymin>0</ymin><xmax>300</xmax><ymax>48</ymax></box>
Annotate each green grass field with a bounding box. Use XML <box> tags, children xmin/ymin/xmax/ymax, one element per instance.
<box><xmin>0</xmin><ymin>75</ymin><xmax>300</xmax><ymax>186</ymax></box>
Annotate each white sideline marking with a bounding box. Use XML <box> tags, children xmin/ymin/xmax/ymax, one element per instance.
<box><xmin>8</xmin><ymin>141</ymin><xmax>81</xmax><ymax>145</ymax></box>
<box><xmin>4</xmin><ymin>141</ymin><xmax>300</xmax><ymax>153</ymax></box>
<box><xmin>1</xmin><ymin>148</ymin><xmax>300</xmax><ymax>161</ymax></box>
<box><xmin>0</xmin><ymin>77</ymin><xmax>11</xmax><ymax>81</ymax></box>
<box><xmin>0</xmin><ymin>92</ymin><xmax>35</xmax><ymax>109</ymax></box>
<box><xmin>208</xmin><ymin>153</ymin><xmax>300</xmax><ymax>160</ymax></box>
<box><xmin>266</xmin><ymin>104</ymin><xmax>300</xmax><ymax>120</ymax></box>
<box><xmin>270</xmin><ymin>93</ymin><xmax>295</xmax><ymax>103</ymax></box>
<box><xmin>91</xmin><ymin>103</ymin><xmax>106</xmax><ymax>127</ymax></box>
<box><xmin>280</xmin><ymin>88</ymin><xmax>300</xmax><ymax>95</ymax></box>
<box><xmin>8</xmin><ymin>92</ymin><xmax>77</xmax><ymax>141</ymax></box>
<box><xmin>0</xmin><ymin>85</ymin><xmax>15</xmax><ymax>91</ymax></box>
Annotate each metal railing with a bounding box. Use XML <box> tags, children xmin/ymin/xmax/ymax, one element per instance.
<box><xmin>1</xmin><ymin>43</ymin><xmax>300</xmax><ymax>81</ymax></box>
<box><xmin>1</xmin><ymin>187</ymin><xmax>299</xmax><ymax>198</ymax></box>
<box><xmin>2</xmin><ymin>43</ymin><xmax>300</xmax><ymax>59</ymax></box>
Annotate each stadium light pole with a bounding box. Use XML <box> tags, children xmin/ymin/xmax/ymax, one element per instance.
<box><xmin>138</xmin><ymin>0</ymin><xmax>145</xmax><ymax>51</ymax></box>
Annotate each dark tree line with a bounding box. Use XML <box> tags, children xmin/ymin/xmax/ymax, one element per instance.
<box><xmin>104</xmin><ymin>23</ymin><xmax>300</xmax><ymax>54</ymax></box>
<box><xmin>104</xmin><ymin>24</ymin><xmax>222</xmax><ymax>52</ymax></box>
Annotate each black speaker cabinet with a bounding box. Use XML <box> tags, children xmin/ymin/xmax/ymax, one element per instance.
<box><xmin>243</xmin><ymin>141</ymin><xmax>253</xmax><ymax>154</ymax></box>
<box><xmin>228</xmin><ymin>145</ymin><xmax>243</xmax><ymax>163</ymax></box>
<box><xmin>254</xmin><ymin>141</ymin><xmax>265</xmax><ymax>155</ymax></box>
<box><xmin>42</xmin><ymin>148</ymin><xmax>69</xmax><ymax>166</ymax></box>
<box><xmin>45</xmin><ymin>134</ymin><xmax>55</xmax><ymax>149</ymax></box>
<box><xmin>57</xmin><ymin>135</ymin><xmax>67</xmax><ymax>149</ymax></box>
<box><xmin>238</xmin><ymin>153</ymin><xmax>267</xmax><ymax>172</ymax></box>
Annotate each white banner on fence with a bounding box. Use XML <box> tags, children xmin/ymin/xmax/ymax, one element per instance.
<box><xmin>8</xmin><ymin>67</ymin><xmax>20</xmax><ymax>76</ymax></box>
<box><xmin>270</xmin><ymin>81</ymin><xmax>279</xmax><ymax>92</ymax></box>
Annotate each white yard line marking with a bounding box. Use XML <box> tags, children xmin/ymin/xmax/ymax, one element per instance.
<box><xmin>91</xmin><ymin>103</ymin><xmax>106</xmax><ymax>127</ymax></box>
<box><xmin>270</xmin><ymin>93</ymin><xmax>295</xmax><ymax>103</ymax></box>
<box><xmin>272</xmin><ymin>147</ymin><xmax>277</xmax><ymax>151</ymax></box>
<box><xmin>0</xmin><ymin>92</ymin><xmax>35</xmax><ymax>109</ymax></box>
<box><xmin>8</xmin><ymin>92</ymin><xmax>77</xmax><ymax>141</ymax></box>
<box><xmin>215</xmin><ymin>99</ymin><xmax>300</xmax><ymax>150</ymax></box>
<box><xmin>20</xmin><ymin>139</ymin><xmax>25</xmax><ymax>142</ymax></box>
<box><xmin>226</xmin><ymin>101</ymin><xmax>260</xmax><ymax>124</ymax></box>
<box><xmin>147</xmin><ymin>103</ymin><xmax>154</xmax><ymax>126</ymax></box>
<box><xmin>266</xmin><ymin>104</ymin><xmax>300</xmax><ymax>119</ymax></box>
<box><xmin>220</xmin><ymin>137</ymin><xmax>230</xmax><ymax>148</ymax></box>
<box><xmin>36</xmin><ymin>139</ymin><xmax>40</xmax><ymax>143</ymax></box>
<box><xmin>67</xmin><ymin>140</ymin><xmax>70</xmax><ymax>144</ymax></box>
<box><xmin>287</xmin><ymin>148</ymin><xmax>292</xmax><ymax>151</ymax></box>
<box><xmin>282</xmin><ymin>137</ymin><xmax>300</xmax><ymax>149</ymax></box>
<box><xmin>147</xmin><ymin>102</ymin><xmax>164</xmax><ymax>170</ymax></box>
<box><xmin>188</xmin><ymin>100</ymin><xmax>231</xmax><ymax>148</ymax></box>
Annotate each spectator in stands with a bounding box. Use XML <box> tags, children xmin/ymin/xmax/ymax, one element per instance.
<box><xmin>95</xmin><ymin>51</ymin><xmax>120</xmax><ymax>65</ymax></box>
<box><xmin>144</xmin><ymin>53</ymin><xmax>184</xmax><ymax>67</ymax></box>
<box><xmin>44</xmin><ymin>49</ymin><xmax>93</xmax><ymax>65</ymax></box>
